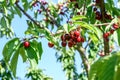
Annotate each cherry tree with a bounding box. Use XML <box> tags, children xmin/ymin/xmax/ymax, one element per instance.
<box><xmin>0</xmin><ymin>0</ymin><xmax>120</xmax><ymax>80</ymax></box>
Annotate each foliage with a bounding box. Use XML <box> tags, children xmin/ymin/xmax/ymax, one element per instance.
<box><xmin>0</xmin><ymin>0</ymin><xmax>120</xmax><ymax>80</ymax></box>
<box><xmin>89</xmin><ymin>52</ymin><xmax>120</xmax><ymax>80</ymax></box>
<box><xmin>25</xmin><ymin>68</ymin><xmax>53</xmax><ymax>80</ymax></box>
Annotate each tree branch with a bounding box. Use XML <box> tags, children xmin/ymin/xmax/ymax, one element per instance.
<box><xmin>99</xmin><ymin>0</ymin><xmax>110</xmax><ymax>55</ymax></box>
<box><xmin>15</xmin><ymin>2</ymin><xmax>44</xmax><ymax>29</ymax></box>
<box><xmin>76</xmin><ymin>44</ymin><xmax>90</xmax><ymax>78</ymax></box>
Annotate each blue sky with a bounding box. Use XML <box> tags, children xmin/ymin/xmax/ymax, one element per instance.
<box><xmin>0</xmin><ymin>0</ymin><xmax>82</xmax><ymax>80</ymax></box>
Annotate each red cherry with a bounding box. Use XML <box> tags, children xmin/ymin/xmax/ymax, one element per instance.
<box><xmin>103</xmin><ymin>32</ymin><xmax>110</xmax><ymax>38</ymax></box>
<box><xmin>77</xmin><ymin>12</ymin><xmax>80</xmax><ymax>15</ymax></box>
<box><xmin>61</xmin><ymin>41</ymin><xmax>67</xmax><ymax>47</ymax></box>
<box><xmin>65</xmin><ymin>34</ymin><xmax>70</xmax><ymax>41</ymax></box>
<box><xmin>99</xmin><ymin>53</ymin><xmax>105</xmax><ymax>57</ymax></box>
<box><xmin>48</xmin><ymin>42</ymin><xmax>54</xmax><ymax>48</ymax></box>
<box><xmin>61</xmin><ymin>34</ymin><xmax>66</xmax><ymax>41</ymax></box>
<box><xmin>24</xmin><ymin>41</ymin><xmax>30</xmax><ymax>48</ymax></box>
<box><xmin>74</xmin><ymin>31</ymin><xmax>80</xmax><ymax>37</ymax></box>
<box><xmin>110</xmin><ymin>29</ymin><xmax>115</xmax><ymax>34</ymax></box>
<box><xmin>68</xmin><ymin>41</ymin><xmax>73</xmax><ymax>47</ymax></box>
<box><xmin>81</xmin><ymin>37</ymin><xmax>85</xmax><ymax>42</ymax></box>
<box><xmin>77</xmin><ymin>36</ymin><xmax>81</xmax><ymax>42</ymax></box>
<box><xmin>113</xmin><ymin>23</ymin><xmax>119</xmax><ymax>29</ymax></box>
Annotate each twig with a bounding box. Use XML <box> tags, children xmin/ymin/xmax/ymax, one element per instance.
<box><xmin>85</xmin><ymin>39</ymin><xmax>92</xmax><ymax>49</ymax></box>
<box><xmin>15</xmin><ymin>2</ymin><xmax>44</xmax><ymax>29</ymax></box>
<box><xmin>94</xmin><ymin>23</ymin><xmax>110</xmax><ymax>26</ymax></box>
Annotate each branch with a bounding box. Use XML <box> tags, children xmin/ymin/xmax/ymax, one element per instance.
<box><xmin>94</xmin><ymin>23</ymin><xmax>110</xmax><ymax>27</ymax></box>
<box><xmin>15</xmin><ymin>2</ymin><xmax>44</xmax><ymax>29</ymax></box>
<box><xmin>37</xmin><ymin>1</ymin><xmax>61</xmax><ymax>27</ymax></box>
<box><xmin>85</xmin><ymin>39</ymin><xmax>92</xmax><ymax>49</ymax></box>
<box><xmin>99</xmin><ymin>0</ymin><xmax>110</xmax><ymax>55</ymax></box>
<box><xmin>76</xmin><ymin>44</ymin><xmax>90</xmax><ymax>78</ymax></box>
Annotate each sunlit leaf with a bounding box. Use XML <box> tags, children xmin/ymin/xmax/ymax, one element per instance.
<box><xmin>89</xmin><ymin>52</ymin><xmax>120</xmax><ymax>80</ymax></box>
<box><xmin>2</xmin><ymin>38</ymin><xmax>20</xmax><ymax>62</ymax></box>
<box><xmin>10</xmin><ymin>45</ymin><xmax>20</xmax><ymax>77</ymax></box>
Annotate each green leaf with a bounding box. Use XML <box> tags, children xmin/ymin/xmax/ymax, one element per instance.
<box><xmin>63</xmin><ymin>24</ymin><xmax>69</xmax><ymax>33</ymax></box>
<box><xmin>117</xmin><ymin>29</ymin><xmax>120</xmax><ymax>46</ymax></box>
<box><xmin>37</xmin><ymin>42</ymin><xmax>43</xmax><ymax>59</ymax></box>
<box><xmin>2</xmin><ymin>38</ymin><xmax>20</xmax><ymax>62</ymax></box>
<box><xmin>22</xmin><ymin>0</ymin><xmax>29</xmax><ymax>11</ymax></box>
<box><xmin>1</xmin><ymin>17</ymin><xmax>7</xmax><ymax>27</ymax></box>
<box><xmin>88</xmin><ymin>32</ymin><xmax>98</xmax><ymax>44</ymax></box>
<box><xmin>30</xmin><ymin>40</ymin><xmax>43</xmax><ymax>60</ymax></box>
<box><xmin>10</xmin><ymin>46</ymin><xmax>20</xmax><ymax>77</ymax></box>
<box><xmin>3</xmin><ymin>6</ymin><xmax>7</xmax><ymax>16</ymax></box>
<box><xmin>19</xmin><ymin>45</ymin><xmax>27</xmax><ymax>62</ymax></box>
<box><xmin>72</xmin><ymin>15</ymin><xmax>86</xmax><ymax>21</ymax></box>
<box><xmin>25</xmin><ymin>46</ymin><xmax>38</xmax><ymax>66</ymax></box>
<box><xmin>10</xmin><ymin>0</ymin><xmax>16</xmax><ymax>5</ymax></box>
<box><xmin>14</xmin><ymin>6</ymin><xmax>22</xmax><ymax>17</ymax></box>
<box><xmin>74</xmin><ymin>21</ymin><xmax>96</xmax><ymax>32</ymax></box>
<box><xmin>89</xmin><ymin>52</ymin><xmax>120</xmax><ymax>80</ymax></box>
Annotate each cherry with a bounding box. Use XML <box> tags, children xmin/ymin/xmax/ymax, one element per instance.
<box><xmin>23</xmin><ymin>41</ymin><xmax>30</xmax><ymax>48</ymax></box>
<box><xmin>65</xmin><ymin>34</ymin><xmax>70</xmax><ymax>41</ymax></box>
<box><xmin>77</xmin><ymin>12</ymin><xmax>80</xmax><ymax>15</ymax></box>
<box><xmin>77</xmin><ymin>36</ymin><xmax>81</xmax><ymax>42</ymax></box>
<box><xmin>48</xmin><ymin>42</ymin><xmax>54</xmax><ymax>48</ymax></box>
<box><xmin>113</xmin><ymin>23</ymin><xmax>119</xmax><ymax>29</ymax></box>
<box><xmin>61</xmin><ymin>41</ymin><xmax>67</xmax><ymax>47</ymax></box>
<box><xmin>103</xmin><ymin>32</ymin><xmax>110</xmax><ymax>38</ymax></box>
<box><xmin>99</xmin><ymin>53</ymin><xmax>105</xmax><ymax>57</ymax></box>
<box><xmin>61</xmin><ymin>34</ymin><xmax>66</xmax><ymax>41</ymax></box>
<box><xmin>68</xmin><ymin>41</ymin><xmax>73</xmax><ymax>47</ymax></box>
<box><xmin>99</xmin><ymin>50</ymin><xmax>105</xmax><ymax>57</ymax></box>
<box><xmin>110</xmin><ymin>29</ymin><xmax>114</xmax><ymax>34</ymax></box>
<box><xmin>81</xmin><ymin>37</ymin><xmax>85</xmax><ymax>42</ymax></box>
<box><xmin>74</xmin><ymin>31</ymin><xmax>80</xmax><ymax>37</ymax></box>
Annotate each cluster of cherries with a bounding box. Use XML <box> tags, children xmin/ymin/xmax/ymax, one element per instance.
<box><xmin>48</xmin><ymin>29</ymin><xmax>85</xmax><ymax>48</ymax></box>
<box><xmin>93</xmin><ymin>0</ymin><xmax>112</xmax><ymax>20</ymax></box>
<box><xmin>103</xmin><ymin>23</ymin><xmax>119</xmax><ymax>41</ymax></box>
<box><xmin>60</xmin><ymin>30</ymin><xmax>84</xmax><ymax>47</ymax></box>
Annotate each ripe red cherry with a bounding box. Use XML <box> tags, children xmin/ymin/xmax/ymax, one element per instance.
<box><xmin>74</xmin><ymin>31</ymin><xmax>80</xmax><ymax>37</ymax></box>
<box><xmin>103</xmin><ymin>32</ymin><xmax>110</xmax><ymax>38</ymax></box>
<box><xmin>65</xmin><ymin>34</ymin><xmax>70</xmax><ymax>41</ymax></box>
<box><xmin>77</xmin><ymin>36</ymin><xmax>81</xmax><ymax>42</ymax></box>
<box><xmin>68</xmin><ymin>41</ymin><xmax>73</xmax><ymax>47</ymax></box>
<box><xmin>113</xmin><ymin>23</ymin><xmax>119</xmax><ymax>29</ymax></box>
<box><xmin>48</xmin><ymin>42</ymin><xmax>54</xmax><ymax>48</ymax></box>
<box><xmin>61</xmin><ymin>41</ymin><xmax>67</xmax><ymax>47</ymax></box>
<box><xmin>24</xmin><ymin>41</ymin><xmax>30</xmax><ymax>48</ymax></box>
